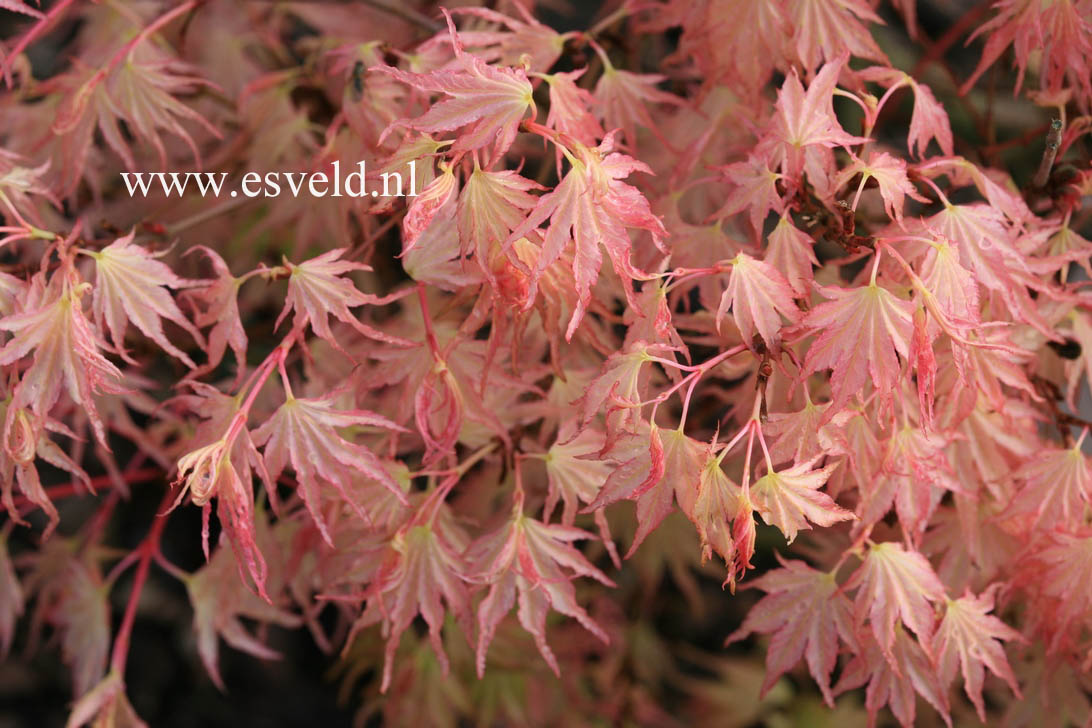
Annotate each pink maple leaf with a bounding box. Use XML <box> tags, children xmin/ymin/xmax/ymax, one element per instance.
<box><xmin>470</xmin><ymin>503</ymin><xmax>614</xmax><ymax>677</ymax></box>
<box><xmin>1002</xmin><ymin>434</ymin><xmax>1092</xmax><ymax>529</ymax></box>
<box><xmin>377</xmin><ymin>11</ymin><xmax>535</xmax><ymax>162</ymax></box>
<box><xmin>760</xmin><ymin>53</ymin><xmax>869</xmax><ymax>192</ymax></box>
<box><xmin>765</xmin><ymin>214</ymin><xmax>819</xmax><ymax>297</ymax></box>
<box><xmin>87</xmin><ymin>232</ymin><xmax>204</xmax><ymax>368</ymax></box>
<box><xmin>836</xmin><ymin>151</ymin><xmax>928</xmax><ymax>220</ymax></box>
<box><xmin>0</xmin><ymin>263</ymin><xmax>125</xmax><ymax>447</ymax></box>
<box><xmin>751</xmin><ymin>459</ymin><xmax>853</xmax><ymax>543</ymax></box>
<box><xmin>347</xmin><ymin>519</ymin><xmax>472</xmax><ymax>693</ymax></box>
<box><xmin>932</xmin><ymin>586</ymin><xmax>1024</xmax><ymax>721</ymax></box>
<box><xmin>835</xmin><ymin>627</ymin><xmax>951</xmax><ymax>728</ymax></box>
<box><xmin>846</xmin><ymin>541</ymin><xmax>947</xmax><ymax>662</ymax></box>
<box><xmin>252</xmin><ymin>393</ymin><xmax>409</xmax><ymax>544</ymax></box>
<box><xmin>716</xmin><ymin>252</ymin><xmax>800</xmax><ymax>352</ymax></box>
<box><xmin>859</xmin><ymin>67</ymin><xmax>954</xmax><ymax>158</ymax></box>
<box><xmin>507</xmin><ymin>133</ymin><xmax>667</xmax><ymax>340</ymax></box>
<box><xmin>784</xmin><ymin>0</ymin><xmax>888</xmax><ymax>74</ymax></box>
<box><xmin>797</xmin><ymin>277</ymin><xmax>914</xmax><ymax>415</ymax></box>
<box><xmin>277</xmin><ymin>248</ymin><xmax>411</xmax><ymax>351</ymax></box>
<box><xmin>726</xmin><ymin>556</ymin><xmax>856</xmax><ymax>705</ymax></box>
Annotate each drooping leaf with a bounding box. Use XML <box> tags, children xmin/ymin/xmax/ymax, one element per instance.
<box><xmin>347</xmin><ymin>520</ymin><xmax>472</xmax><ymax>693</ymax></box>
<box><xmin>726</xmin><ymin>556</ymin><xmax>855</xmax><ymax>705</ymax></box>
<box><xmin>184</xmin><ymin>246</ymin><xmax>248</xmax><ymax>380</ymax></box>
<box><xmin>506</xmin><ymin>134</ymin><xmax>667</xmax><ymax>339</ymax></box>
<box><xmin>0</xmin><ymin>265</ymin><xmax>125</xmax><ymax>446</ymax></box>
<box><xmin>933</xmin><ymin>586</ymin><xmax>1024</xmax><ymax>721</ymax></box>
<box><xmin>845</xmin><ymin>541</ymin><xmax>946</xmax><ymax>661</ymax></box>
<box><xmin>798</xmin><ymin>280</ymin><xmax>914</xmax><ymax>415</ymax></box>
<box><xmin>751</xmin><ymin>459</ymin><xmax>853</xmax><ymax>543</ymax></box>
<box><xmin>87</xmin><ymin>232</ymin><xmax>203</xmax><ymax>367</ymax></box>
<box><xmin>470</xmin><ymin>505</ymin><xmax>614</xmax><ymax>677</ymax></box>
<box><xmin>716</xmin><ymin>252</ymin><xmax>800</xmax><ymax>352</ymax></box>
<box><xmin>252</xmin><ymin>393</ymin><xmax>408</xmax><ymax>544</ymax></box>
<box><xmin>187</xmin><ymin>538</ymin><xmax>301</xmax><ymax>690</ymax></box>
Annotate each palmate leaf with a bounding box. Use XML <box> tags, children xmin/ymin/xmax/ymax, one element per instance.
<box><xmin>797</xmin><ymin>276</ymin><xmax>914</xmax><ymax>416</ymax></box>
<box><xmin>450</xmin><ymin>5</ymin><xmax>571</xmax><ymax>73</ymax></box>
<box><xmin>688</xmin><ymin>449</ymin><xmax>755</xmax><ymax>588</ymax></box>
<box><xmin>761</xmin><ymin>53</ymin><xmax>869</xmax><ymax>185</ymax></box>
<box><xmin>542</xmin><ymin>427</ymin><xmax>611</xmax><ymax>524</ymax></box>
<box><xmin>1002</xmin><ymin>437</ymin><xmax>1092</xmax><ymax>528</ymax></box>
<box><xmin>784</xmin><ymin>0</ymin><xmax>887</xmax><ymax>73</ymax></box>
<box><xmin>183</xmin><ymin>247</ymin><xmax>248</xmax><ymax>380</ymax></box>
<box><xmin>592</xmin><ymin>50</ymin><xmax>680</xmax><ymax>148</ymax></box>
<box><xmin>187</xmin><ymin>535</ymin><xmax>301</xmax><ymax>691</ymax></box>
<box><xmin>835</xmin><ymin>626</ymin><xmax>951</xmax><ymax>728</ymax></box>
<box><xmin>470</xmin><ymin>506</ymin><xmax>614</xmax><ymax>677</ymax></box>
<box><xmin>716</xmin><ymin>252</ymin><xmax>800</xmax><ymax>352</ymax></box>
<box><xmin>858</xmin><ymin>67</ymin><xmax>954</xmax><ymax>158</ymax></box>
<box><xmin>0</xmin><ymin>264</ymin><xmax>124</xmax><ymax>446</ymax></box>
<box><xmin>54</xmin><ymin>558</ymin><xmax>111</xmax><ymax>699</ymax></box>
<box><xmin>933</xmin><ymin>586</ymin><xmax>1024</xmax><ymax>721</ymax></box>
<box><xmin>835</xmin><ymin>151</ymin><xmax>927</xmax><ymax>221</ymax></box>
<box><xmin>277</xmin><ymin>248</ymin><xmax>411</xmax><ymax>352</ymax></box>
<box><xmin>726</xmin><ymin>556</ymin><xmax>855</xmax><ymax>705</ymax></box>
<box><xmin>252</xmin><ymin>394</ymin><xmax>408</xmax><ymax>545</ymax></box>
<box><xmin>347</xmin><ymin>520</ymin><xmax>472</xmax><ymax>693</ymax></box>
<box><xmin>925</xmin><ymin>203</ymin><xmax>1051</xmax><ymax>336</ymax></box>
<box><xmin>714</xmin><ymin>155</ymin><xmax>784</xmax><ymax>240</ymax></box>
<box><xmin>456</xmin><ymin>165</ymin><xmax>540</xmax><ymax>272</ymax></box>
<box><xmin>377</xmin><ymin>11</ymin><xmax>535</xmax><ymax>161</ymax></box>
<box><xmin>542</xmin><ymin>69</ymin><xmax>603</xmax><ymax>145</ymax></box>
<box><xmin>402</xmin><ymin>164</ymin><xmax>456</xmax><ymax>254</ymax></box>
<box><xmin>507</xmin><ymin>134</ymin><xmax>667</xmax><ymax>340</ymax></box>
<box><xmin>846</xmin><ymin>541</ymin><xmax>946</xmax><ymax>662</ymax></box>
<box><xmin>751</xmin><ymin>459</ymin><xmax>852</xmax><ymax>543</ymax></box>
<box><xmin>764</xmin><ymin>214</ymin><xmax>818</xmax><ymax>298</ymax></box>
<box><xmin>87</xmin><ymin>232</ymin><xmax>204</xmax><ymax>368</ymax></box>
<box><xmin>52</xmin><ymin>41</ymin><xmax>220</xmax><ymax>188</ymax></box>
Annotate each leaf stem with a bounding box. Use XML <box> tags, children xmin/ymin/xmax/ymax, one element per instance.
<box><xmin>108</xmin><ymin>484</ymin><xmax>175</xmax><ymax>675</ymax></box>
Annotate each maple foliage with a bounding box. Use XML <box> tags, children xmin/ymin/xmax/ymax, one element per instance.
<box><xmin>1</xmin><ymin>1</ymin><xmax>1092</xmax><ymax>726</ymax></box>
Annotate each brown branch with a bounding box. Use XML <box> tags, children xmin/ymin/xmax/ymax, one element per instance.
<box><xmin>1033</xmin><ymin>118</ymin><xmax>1064</xmax><ymax>188</ymax></box>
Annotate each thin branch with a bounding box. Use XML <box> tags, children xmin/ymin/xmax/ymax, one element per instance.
<box><xmin>1033</xmin><ymin>118</ymin><xmax>1064</xmax><ymax>188</ymax></box>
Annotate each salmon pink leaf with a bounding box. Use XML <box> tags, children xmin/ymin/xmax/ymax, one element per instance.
<box><xmin>252</xmin><ymin>393</ymin><xmax>409</xmax><ymax>545</ymax></box>
<box><xmin>277</xmin><ymin>248</ymin><xmax>411</xmax><ymax>352</ymax></box>
<box><xmin>87</xmin><ymin>232</ymin><xmax>203</xmax><ymax>368</ymax></box>
<box><xmin>716</xmin><ymin>252</ymin><xmax>800</xmax><ymax>352</ymax></box>
<box><xmin>506</xmin><ymin>134</ymin><xmax>667</xmax><ymax>339</ymax></box>
<box><xmin>846</xmin><ymin>541</ymin><xmax>946</xmax><ymax>662</ymax></box>
<box><xmin>798</xmin><ymin>279</ymin><xmax>914</xmax><ymax>415</ymax></box>
<box><xmin>470</xmin><ymin>505</ymin><xmax>614</xmax><ymax>677</ymax></box>
<box><xmin>376</xmin><ymin>12</ymin><xmax>535</xmax><ymax>161</ymax></box>
<box><xmin>726</xmin><ymin>556</ymin><xmax>855</xmax><ymax>705</ymax></box>
<box><xmin>933</xmin><ymin>586</ymin><xmax>1024</xmax><ymax>721</ymax></box>
<box><xmin>751</xmin><ymin>459</ymin><xmax>853</xmax><ymax>543</ymax></box>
